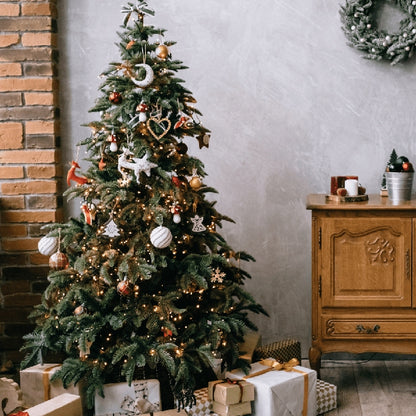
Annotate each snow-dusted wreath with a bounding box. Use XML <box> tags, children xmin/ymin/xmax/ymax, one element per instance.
<box><xmin>340</xmin><ymin>0</ymin><xmax>416</xmax><ymax>65</ymax></box>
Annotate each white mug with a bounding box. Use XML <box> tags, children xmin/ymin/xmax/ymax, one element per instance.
<box><xmin>345</xmin><ymin>179</ymin><xmax>358</xmax><ymax>196</ymax></box>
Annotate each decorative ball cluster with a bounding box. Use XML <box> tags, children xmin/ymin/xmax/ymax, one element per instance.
<box><xmin>340</xmin><ymin>0</ymin><xmax>416</xmax><ymax>65</ymax></box>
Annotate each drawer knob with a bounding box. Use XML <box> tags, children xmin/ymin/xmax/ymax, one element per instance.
<box><xmin>356</xmin><ymin>324</ymin><xmax>380</xmax><ymax>334</ymax></box>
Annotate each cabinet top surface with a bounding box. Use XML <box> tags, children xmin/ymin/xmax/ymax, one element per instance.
<box><xmin>307</xmin><ymin>194</ymin><xmax>416</xmax><ymax>211</ymax></box>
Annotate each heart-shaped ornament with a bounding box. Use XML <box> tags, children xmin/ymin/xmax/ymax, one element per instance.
<box><xmin>146</xmin><ymin>116</ymin><xmax>172</xmax><ymax>140</ymax></box>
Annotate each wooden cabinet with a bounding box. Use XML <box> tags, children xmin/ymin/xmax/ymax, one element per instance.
<box><xmin>307</xmin><ymin>194</ymin><xmax>416</xmax><ymax>374</ymax></box>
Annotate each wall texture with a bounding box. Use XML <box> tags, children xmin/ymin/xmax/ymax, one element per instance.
<box><xmin>0</xmin><ymin>0</ymin><xmax>61</xmax><ymax>369</ymax></box>
<box><xmin>58</xmin><ymin>0</ymin><xmax>416</xmax><ymax>359</ymax></box>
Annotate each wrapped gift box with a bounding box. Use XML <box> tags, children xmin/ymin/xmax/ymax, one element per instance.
<box><xmin>185</xmin><ymin>387</ymin><xmax>216</xmax><ymax>416</ymax></box>
<box><xmin>23</xmin><ymin>393</ymin><xmax>82</xmax><ymax>416</ymax></box>
<box><xmin>142</xmin><ymin>411</ymin><xmax>188</xmax><ymax>416</ymax></box>
<box><xmin>94</xmin><ymin>379</ymin><xmax>161</xmax><ymax>416</ymax></box>
<box><xmin>20</xmin><ymin>364</ymin><xmax>81</xmax><ymax>407</ymax></box>
<box><xmin>316</xmin><ymin>379</ymin><xmax>337</xmax><ymax>415</ymax></box>
<box><xmin>253</xmin><ymin>338</ymin><xmax>301</xmax><ymax>364</ymax></box>
<box><xmin>226</xmin><ymin>360</ymin><xmax>317</xmax><ymax>416</ymax></box>
<box><xmin>208</xmin><ymin>379</ymin><xmax>254</xmax><ymax>405</ymax></box>
<box><xmin>212</xmin><ymin>400</ymin><xmax>252</xmax><ymax>416</ymax></box>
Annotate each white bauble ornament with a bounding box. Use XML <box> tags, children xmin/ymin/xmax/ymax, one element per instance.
<box><xmin>38</xmin><ymin>236</ymin><xmax>58</xmax><ymax>256</ymax></box>
<box><xmin>173</xmin><ymin>213</ymin><xmax>181</xmax><ymax>224</ymax></box>
<box><xmin>131</xmin><ymin>63</ymin><xmax>154</xmax><ymax>88</ymax></box>
<box><xmin>150</xmin><ymin>226</ymin><xmax>172</xmax><ymax>248</ymax></box>
<box><xmin>139</xmin><ymin>112</ymin><xmax>148</xmax><ymax>122</ymax></box>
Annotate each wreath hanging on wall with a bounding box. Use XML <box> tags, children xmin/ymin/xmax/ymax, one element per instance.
<box><xmin>340</xmin><ymin>0</ymin><xmax>416</xmax><ymax>65</ymax></box>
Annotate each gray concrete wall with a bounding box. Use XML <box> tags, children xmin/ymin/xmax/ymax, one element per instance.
<box><xmin>58</xmin><ymin>0</ymin><xmax>416</xmax><ymax>357</ymax></box>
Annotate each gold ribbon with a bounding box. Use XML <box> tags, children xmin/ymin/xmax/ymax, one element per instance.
<box><xmin>243</xmin><ymin>358</ymin><xmax>309</xmax><ymax>416</ymax></box>
<box><xmin>42</xmin><ymin>364</ymin><xmax>61</xmax><ymax>401</ymax></box>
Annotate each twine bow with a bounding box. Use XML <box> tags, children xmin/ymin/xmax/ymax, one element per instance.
<box><xmin>212</xmin><ymin>378</ymin><xmax>245</xmax><ymax>403</ymax></box>
<box><xmin>242</xmin><ymin>358</ymin><xmax>309</xmax><ymax>416</ymax></box>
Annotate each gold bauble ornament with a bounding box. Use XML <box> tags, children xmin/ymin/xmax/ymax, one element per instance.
<box><xmin>156</xmin><ymin>44</ymin><xmax>169</xmax><ymax>59</ymax></box>
<box><xmin>190</xmin><ymin>176</ymin><xmax>202</xmax><ymax>190</ymax></box>
<box><xmin>138</xmin><ymin>122</ymin><xmax>149</xmax><ymax>135</ymax></box>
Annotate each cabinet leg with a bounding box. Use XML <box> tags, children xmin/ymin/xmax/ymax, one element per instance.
<box><xmin>309</xmin><ymin>346</ymin><xmax>322</xmax><ymax>378</ymax></box>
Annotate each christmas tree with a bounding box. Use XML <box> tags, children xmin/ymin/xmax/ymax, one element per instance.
<box><xmin>21</xmin><ymin>0</ymin><xmax>266</xmax><ymax>409</ymax></box>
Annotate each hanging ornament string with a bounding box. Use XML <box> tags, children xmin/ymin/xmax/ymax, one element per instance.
<box><xmin>340</xmin><ymin>0</ymin><xmax>416</xmax><ymax>65</ymax></box>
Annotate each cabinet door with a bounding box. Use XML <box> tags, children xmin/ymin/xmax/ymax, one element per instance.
<box><xmin>321</xmin><ymin>217</ymin><xmax>412</xmax><ymax>308</ymax></box>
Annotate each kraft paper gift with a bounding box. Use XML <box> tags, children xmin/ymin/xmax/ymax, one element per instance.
<box><xmin>94</xmin><ymin>379</ymin><xmax>161</xmax><ymax>416</ymax></box>
<box><xmin>226</xmin><ymin>359</ymin><xmax>317</xmax><ymax>416</ymax></box>
<box><xmin>20</xmin><ymin>364</ymin><xmax>81</xmax><ymax>407</ymax></box>
<box><xmin>23</xmin><ymin>393</ymin><xmax>82</xmax><ymax>416</ymax></box>
<box><xmin>212</xmin><ymin>400</ymin><xmax>252</xmax><ymax>416</ymax></box>
<box><xmin>208</xmin><ymin>379</ymin><xmax>254</xmax><ymax>405</ymax></box>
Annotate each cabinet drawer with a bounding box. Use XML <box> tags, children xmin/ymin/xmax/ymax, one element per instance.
<box><xmin>322</xmin><ymin>317</ymin><xmax>416</xmax><ymax>339</ymax></box>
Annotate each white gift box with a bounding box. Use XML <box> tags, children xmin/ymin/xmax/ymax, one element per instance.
<box><xmin>24</xmin><ymin>393</ymin><xmax>82</xmax><ymax>416</ymax></box>
<box><xmin>226</xmin><ymin>361</ymin><xmax>317</xmax><ymax>416</ymax></box>
<box><xmin>94</xmin><ymin>379</ymin><xmax>161</xmax><ymax>416</ymax></box>
<box><xmin>20</xmin><ymin>364</ymin><xmax>81</xmax><ymax>407</ymax></box>
<box><xmin>316</xmin><ymin>379</ymin><xmax>337</xmax><ymax>415</ymax></box>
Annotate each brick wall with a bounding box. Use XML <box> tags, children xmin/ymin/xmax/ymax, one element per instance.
<box><xmin>0</xmin><ymin>0</ymin><xmax>61</xmax><ymax>372</ymax></box>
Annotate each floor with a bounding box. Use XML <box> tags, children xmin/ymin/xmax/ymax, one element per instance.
<box><xmin>318</xmin><ymin>359</ymin><xmax>416</xmax><ymax>416</ymax></box>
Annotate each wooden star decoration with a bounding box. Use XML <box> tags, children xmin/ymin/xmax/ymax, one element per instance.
<box><xmin>211</xmin><ymin>267</ymin><xmax>226</xmax><ymax>283</ymax></box>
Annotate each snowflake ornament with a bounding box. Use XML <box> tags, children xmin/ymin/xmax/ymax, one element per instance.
<box><xmin>211</xmin><ymin>267</ymin><xmax>226</xmax><ymax>283</ymax></box>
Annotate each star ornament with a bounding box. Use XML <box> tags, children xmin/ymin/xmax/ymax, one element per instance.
<box><xmin>211</xmin><ymin>267</ymin><xmax>226</xmax><ymax>283</ymax></box>
<box><xmin>133</xmin><ymin>154</ymin><xmax>158</xmax><ymax>180</ymax></box>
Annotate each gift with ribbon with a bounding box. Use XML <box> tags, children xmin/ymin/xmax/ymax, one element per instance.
<box><xmin>94</xmin><ymin>379</ymin><xmax>161</xmax><ymax>416</ymax></box>
<box><xmin>184</xmin><ymin>387</ymin><xmax>213</xmax><ymax>416</ymax></box>
<box><xmin>208</xmin><ymin>378</ymin><xmax>254</xmax><ymax>405</ymax></box>
<box><xmin>19</xmin><ymin>393</ymin><xmax>82</xmax><ymax>416</ymax></box>
<box><xmin>20</xmin><ymin>364</ymin><xmax>82</xmax><ymax>408</ymax></box>
<box><xmin>226</xmin><ymin>358</ymin><xmax>317</xmax><ymax>416</ymax></box>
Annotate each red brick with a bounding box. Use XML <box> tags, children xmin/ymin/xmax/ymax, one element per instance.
<box><xmin>24</xmin><ymin>92</ymin><xmax>54</xmax><ymax>105</ymax></box>
<box><xmin>26</xmin><ymin>134</ymin><xmax>56</xmax><ymax>148</ymax></box>
<box><xmin>26</xmin><ymin>164</ymin><xmax>57</xmax><ymax>178</ymax></box>
<box><xmin>0</xmin><ymin>33</ymin><xmax>19</xmax><ymax>47</ymax></box>
<box><xmin>0</xmin><ymin>224</ymin><xmax>27</xmax><ymax>237</ymax></box>
<box><xmin>0</xmin><ymin>166</ymin><xmax>24</xmax><ymax>178</ymax></box>
<box><xmin>0</xmin><ymin>253</ymin><xmax>27</xmax><ymax>266</ymax></box>
<box><xmin>0</xmin><ymin>122</ymin><xmax>23</xmax><ymax>149</ymax></box>
<box><xmin>3</xmin><ymin>293</ymin><xmax>41</xmax><ymax>307</ymax></box>
<box><xmin>0</xmin><ymin>149</ymin><xmax>57</xmax><ymax>163</ymax></box>
<box><xmin>0</xmin><ymin>106</ymin><xmax>54</xmax><ymax>120</ymax></box>
<box><xmin>0</xmin><ymin>92</ymin><xmax>22</xmax><ymax>107</ymax></box>
<box><xmin>1</xmin><ymin>209</ymin><xmax>62</xmax><ymax>223</ymax></box>
<box><xmin>0</xmin><ymin>196</ymin><xmax>25</xmax><ymax>209</ymax></box>
<box><xmin>0</xmin><ymin>63</ymin><xmax>21</xmax><ymax>76</ymax></box>
<box><xmin>25</xmin><ymin>120</ymin><xmax>55</xmax><ymax>135</ymax></box>
<box><xmin>1</xmin><ymin>180</ymin><xmax>57</xmax><ymax>195</ymax></box>
<box><xmin>30</xmin><ymin>252</ymin><xmax>48</xmax><ymax>265</ymax></box>
<box><xmin>24</xmin><ymin>62</ymin><xmax>53</xmax><ymax>76</ymax></box>
<box><xmin>0</xmin><ymin>3</ymin><xmax>19</xmax><ymax>16</ymax></box>
<box><xmin>0</xmin><ymin>308</ymin><xmax>32</xmax><ymax>323</ymax></box>
<box><xmin>2</xmin><ymin>237</ymin><xmax>39</xmax><ymax>252</ymax></box>
<box><xmin>21</xmin><ymin>2</ymin><xmax>51</xmax><ymax>16</ymax></box>
<box><xmin>22</xmin><ymin>32</ymin><xmax>55</xmax><ymax>47</ymax></box>
<box><xmin>0</xmin><ymin>17</ymin><xmax>52</xmax><ymax>31</ymax></box>
<box><xmin>27</xmin><ymin>194</ymin><xmax>57</xmax><ymax>209</ymax></box>
<box><xmin>0</xmin><ymin>77</ymin><xmax>53</xmax><ymax>92</ymax></box>
<box><xmin>0</xmin><ymin>47</ymin><xmax>52</xmax><ymax>62</ymax></box>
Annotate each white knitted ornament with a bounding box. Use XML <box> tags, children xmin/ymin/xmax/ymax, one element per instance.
<box><xmin>38</xmin><ymin>236</ymin><xmax>59</xmax><ymax>256</ymax></box>
<box><xmin>150</xmin><ymin>226</ymin><xmax>172</xmax><ymax>249</ymax></box>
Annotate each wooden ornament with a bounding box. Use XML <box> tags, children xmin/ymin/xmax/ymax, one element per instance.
<box><xmin>146</xmin><ymin>116</ymin><xmax>172</xmax><ymax>140</ymax></box>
